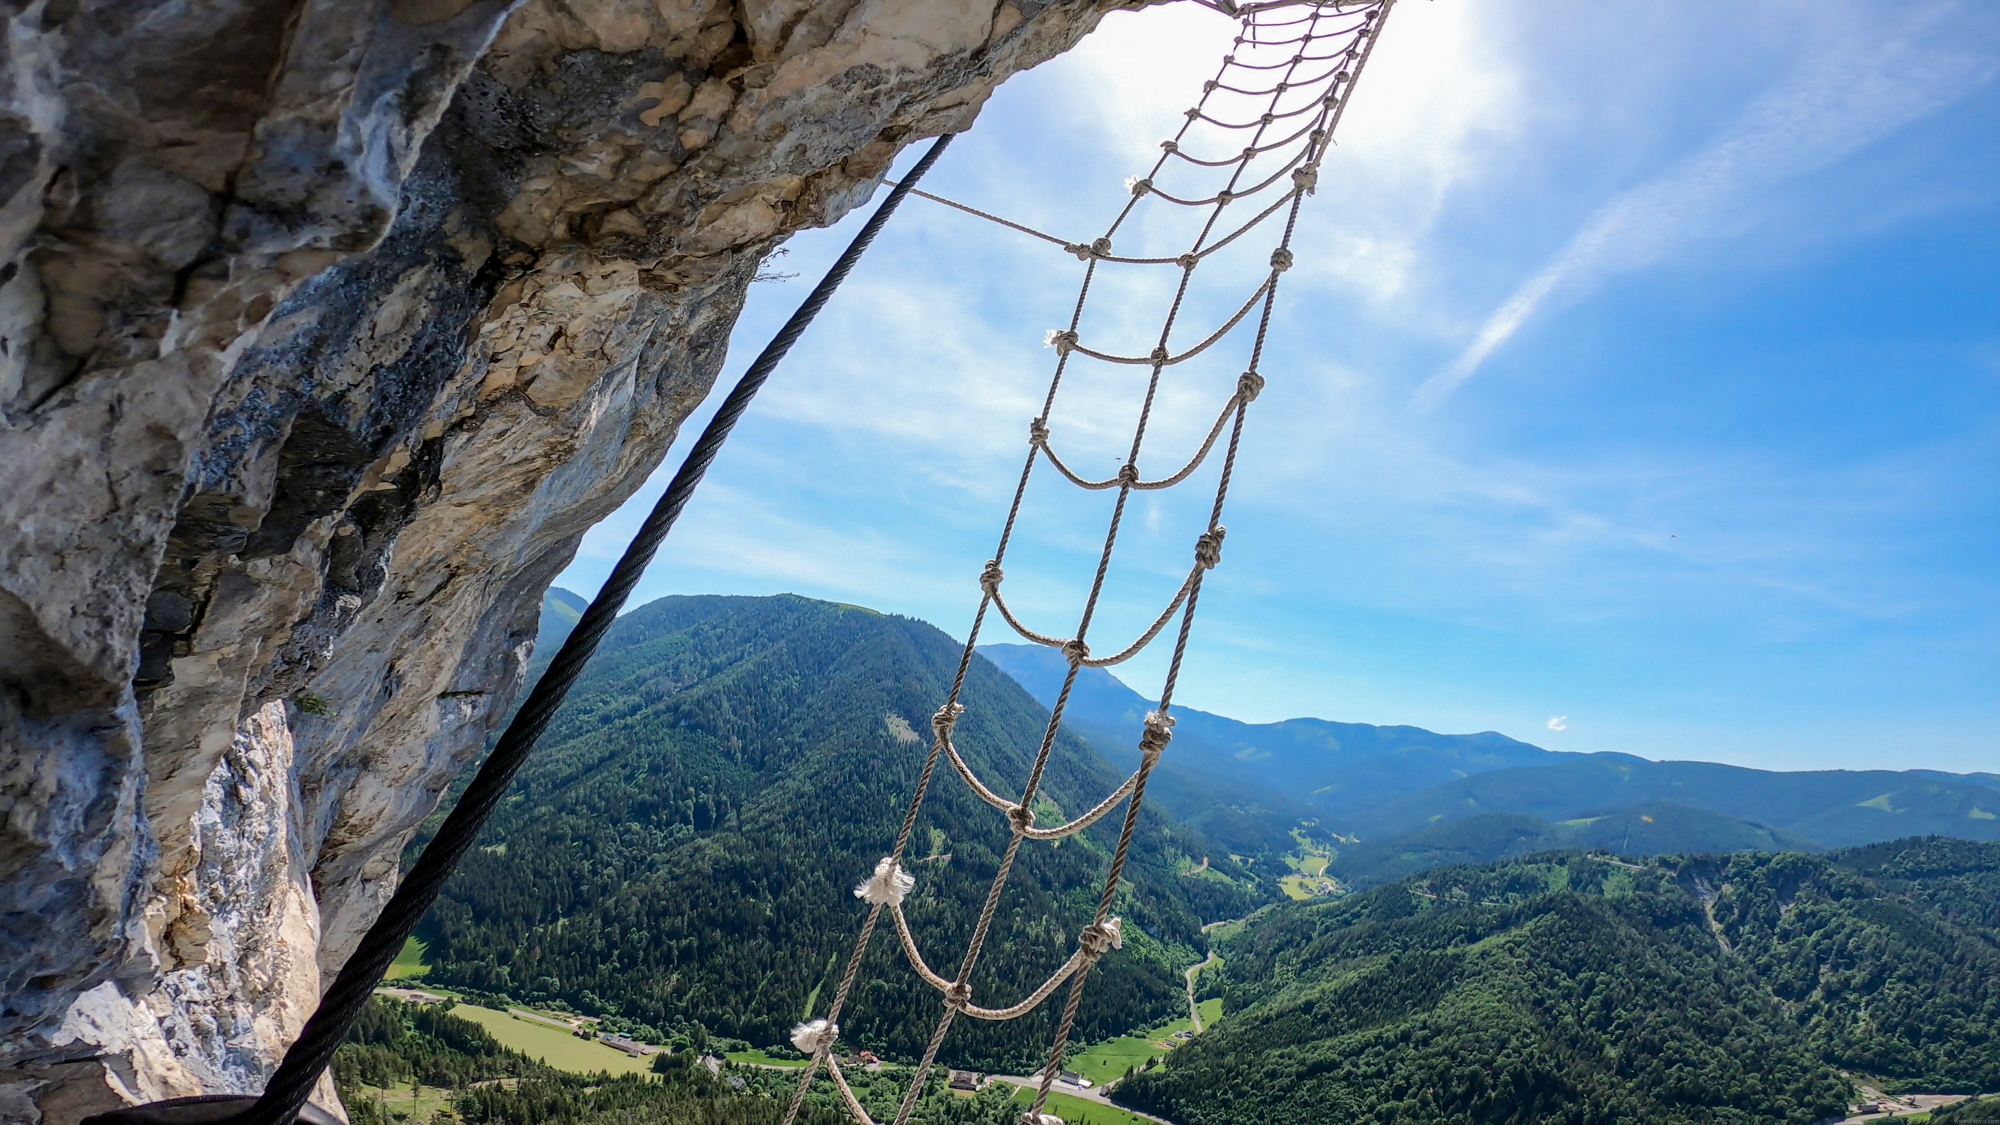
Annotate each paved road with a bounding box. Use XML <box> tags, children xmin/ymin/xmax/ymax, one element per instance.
<box><xmin>984</xmin><ymin>1075</ymin><xmax>1179</xmax><ymax>1125</ymax></box>
<box><xmin>1183</xmin><ymin>953</ymin><xmax>1219</xmax><ymax>1031</ymax></box>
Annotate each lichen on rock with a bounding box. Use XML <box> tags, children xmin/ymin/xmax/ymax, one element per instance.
<box><xmin>0</xmin><ymin>0</ymin><xmax>1126</xmax><ymax>1119</ymax></box>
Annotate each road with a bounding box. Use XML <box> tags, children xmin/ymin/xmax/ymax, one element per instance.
<box><xmin>1183</xmin><ymin>953</ymin><xmax>1219</xmax><ymax>1031</ymax></box>
<box><xmin>983</xmin><ymin>1075</ymin><xmax>1180</xmax><ymax>1125</ymax></box>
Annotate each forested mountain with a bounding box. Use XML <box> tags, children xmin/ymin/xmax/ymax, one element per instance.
<box><xmin>417</xmin><ymin>594</ymin><xmax>1267</xmax><ymax>1073</ymax></box>
<box><xmin>535</xmin><ymin>586</ymin><xmax>588</xmax><ymax>655</ymax></box>
<box><xmin>983</xmin><ymin>643</ymin><xmax>2000</xmax><ymax>867</ymax></box>
<box><xmin>1115</xmin><ymin>838</ymin><xmax>2000</xmax><ymax>1125</ymax></box>
<box><xmin>980</xmin><ymin>643</ymin><xmax>1565</xmax><ymax>825</ymax></box>
<box><xmin>1345</xmin><ymin>756</ymin><xmax>2000</xmax><ymax>849</ymax></box>
<box><xmin>335</xmin><ymin>996</ymin><xmax>1010</xmax><ymax>1125</ymax></box>
<box><xmin>1331</xmin><ymin>805</ymin><xmax>1813</xmax><ymax>889</ymax></box>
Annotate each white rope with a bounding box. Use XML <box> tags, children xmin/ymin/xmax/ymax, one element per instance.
<box><xmin>888</xmin><ymin>901</ymin><xmax>1121</xmax><ymax>1020</ymax></box>
<box><xmin>1035</xmin><ymin>371</ymin><xmax>1264</xmax><ymax>492</ymax></box>
<box><xmin>824</xmin><ymin>1055</ymin><xmax>879</xmax><ymax>1125</ymax></box>
<box><xmin>1064</xmin><ymin>273</ymin><xmax>1274</xmax><ymax>366</ymax></box>
<box><xmin>775</xmin><ymin>8</ymin><xmax>1395</xmax><ymax>1123</ymax></box>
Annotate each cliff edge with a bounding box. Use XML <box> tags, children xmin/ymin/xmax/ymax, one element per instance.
<box><xmin>0</xmin><ymin>0</ymin><xmax>1122</xmax><ymax>1118</ymax></box>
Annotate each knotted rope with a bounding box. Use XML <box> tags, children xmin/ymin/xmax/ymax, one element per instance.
<box><xmin>775</xmin><ymin>7</ymin><xmax>1398</xmax><ymax>1125</ymax></box>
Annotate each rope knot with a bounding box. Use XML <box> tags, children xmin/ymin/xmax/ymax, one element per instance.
<box><xmin>1140</xmin><ymin>710</ymin><xmax>1176</xmax><ymax>759</ymax></box>
<box><xmin>1215</xmin><ymin>190</ymin><xmax>1234</xmax><ymax>206</ymax></box>
<box><xmin>790</xmin><ymin>1019</ymin><xmax>839</xmax><ymax>1055</ymax></box>
<box><xmin>1063</xmin><ymin>242</ymin><xmax>1089</xmax><ymax>260</ymax></box>
<box><xmin>1078</xmin><ymin>917</ymin><xmax>1124</xmax><ymax>960</ymax></box>
<box><xmin>1194</xmin><ymin>526</ymin><xmax>1227</xmax><ymax>570</ymax></box>
<box><xmin>1116</xmin><ymin>463</ymin><xmax>1140</xmax><ymax>487</ymax></box>
<box><xmin>1274</xmin><ymin>81</ymin><xmax>1289</xmax><ymax>93</ymax></box>
<box><xmin>932</xmin><ymin>701</ymin><xmax>965</xmax><ymax>741</ymax></box>
<box><xmin>1185</xmin><ymin>107</ymin><xmax>1200</xmax><ymax>119</ymax></box>
<box><xmin>1270</xmin><ymin>247</ymin><xmax>1294</xmax><ymax>272</ymax></box>
<box><xmin>1044</xmin><ymin>328</ymin><xmax>1080</xmax><ymax>354</ymax></box>
<box><xmin>1128</xmin><ymin>177</ymin><xmax>1153</xmax><ymax>198</ymax></box>
<box><xmin>1203</xmin><ymin>80</ymin><xmax>1218</xmax><ymax>92</ymax></box>
<box><xmin>1007</xmin><ymin>803</ymin><xmax>1035</xmax><ymax>835</ymax></box>
<box><xmin>1161</xmin><ymin>140</ymin><xmax>1179</xmax><ymax>153</ymax></box>
<box><xmin>1260</xmin><ymin>112</ymin><xmax>1275</xmax><ymax>125</ymax></box>
<box><xmin>1061</xmin><ymin>637</ymin><xmax>1091</xmax><ymax>666</ymax></box>
<box><xmin>1177</xmin><ymin>252</ymin><xmax>1199</xmax><ymax>271</ymax></box>
<box><xmin>979</xmin><ymin>560</ymin><xmax>1004</xmax><ymax>597</ymax></box>
<box><xmin>854</xmin><ymin>857</ymin><xmax>915</xmax><ymax>906</ymax></box>
<box><xmin>1236</xmin><ymin>372</ymin><xmax>1266</xmax><ymax>403</ymax></box>
<box><xmin>1029</xmin><ymin>418</ymin><xmax>1050</xmax><ymax>446</ymax></box>
<box><xmin>1090</xmin><ymin>237</ymin><xmax>1114</xmax><ymax>259</ymax></box>
<box><xmin>1149</xmin><ymin>345</ymin><xmax>1169</xmax><ymax>364</ymax></box>
<box><xmin>1025</xmin><ymin>1114</ymin><xmax>1063</xmax><ymax>1125</ymax></box>
<box><xmin>1293</xmin><ymin>167</ymin><xmax>1319</xmax><ymax>195</ymax></box>
<box><xmin>945</xmin><ymin>982</ymin><xmax>972</xmax><ymax>1010</ymax></box>
<box><xmin>1334</xmin><ymin>70</ymin><xmax>1350</xmax><ymax>85</ymax></box>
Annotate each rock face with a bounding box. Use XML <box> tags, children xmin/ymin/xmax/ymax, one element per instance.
<box><xmin>0</xmin><ymin>0</ymin><xmax>1120</xmax><ymax>1118</ymax></box>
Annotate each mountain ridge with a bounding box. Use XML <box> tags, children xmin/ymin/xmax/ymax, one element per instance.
<box><xmin>422</xmin><ymin>593</ymin><xmax>1269</xmax><ymax>1071</ymax></box>
<box><xmin>1114</xmin><ymin>837</ymin><xmax>2000</xmax><ymax>1125</ymax></box>
<box><xmin>976</xmin><ymin>640</ymin><xmax>2000</xmax><ymax>864</ymax></box>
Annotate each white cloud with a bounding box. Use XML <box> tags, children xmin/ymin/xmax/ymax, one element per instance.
<box><xmin>1417</xmin><ymin>2</ymin><xmax>1999</xmax><ymax>407</ymax></box>
<box><xmin>1547</xmin><ymin>715</ymin><xmax>1568</xmax><ymax>732</ymax></box>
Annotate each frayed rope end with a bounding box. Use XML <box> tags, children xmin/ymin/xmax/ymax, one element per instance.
<box><xmin>854</xmin><ymin>857</ymin><xmax>915</xmax><ymax>906</ymax></box>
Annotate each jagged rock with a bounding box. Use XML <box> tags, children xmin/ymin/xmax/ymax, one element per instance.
<box><xmin>0</xmin><ymin>0</ymin><xmax>1125</xmax><ymax>1118</ymax></box>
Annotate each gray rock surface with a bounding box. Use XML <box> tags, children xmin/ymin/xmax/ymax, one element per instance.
<box><xmin>0</xmin><ymin>0</ymin><xmax>1122</xmax><ymax>1118</ymax></box>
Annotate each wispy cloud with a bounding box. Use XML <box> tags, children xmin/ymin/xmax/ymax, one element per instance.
<box><xmin>1416</xmin><ymin>3</ymin><xmax>1999</xmax><ymax>408</ymax></box>
<box><xmin>1547</xmin><ymin>716</ymin><xmax>1567</xmax><ymax>732</ymax></box>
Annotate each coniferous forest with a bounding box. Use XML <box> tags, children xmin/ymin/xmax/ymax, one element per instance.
<box><xmin>334</xmin><ymin>996</ymin><xmax>1015</xmax><ymax>1125</ymax></box>
<box><xmin>402</xmin><ymin>593</ymin><xmax>2000</xmax><ymax>1125</ymax></box>
<box><xmin>416</xmin><ymin>595</ymin><xmax>1263</xmax><ymax>1073</ymax></box>
<box><xmin>1113</xmin><ymin>838</ymin><xmax>2000</xmax><ymax>1125</ymax></box>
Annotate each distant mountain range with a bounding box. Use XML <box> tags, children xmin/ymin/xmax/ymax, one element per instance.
<box><xmin>978</xmin><ymin>642</ymin><xmax>2000</xmax><ymax>872</ymax></box>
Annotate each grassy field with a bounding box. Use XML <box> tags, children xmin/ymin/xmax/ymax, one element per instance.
<box><xmin>340</xmin><ymin>1078</ymin><xmax>469</xmax><ymax>1123</ymax></box>
<box><xmin>1279</xmin><ymin>844</ymin><xmax>1337</xmax><ymax>901</ymax></box>
<box><xmin>447</xmin><ymin>1004</ymin><xmax>654</xmax><ymax>1076</ymax></box>
<box><xmin>385</xmin><ymin>937</ymin><xmax>429</xmax><ymax>979</ymax></box>
<box><xmin>726</xmin><ymin>1048</ymin><xmax>809</xmax><ymax>1069</ymax></box>
<box><xmin>1064</xmin><ymin>1000</ymin><xmax>1222</xmax><ymax>1087</ymax></box>
<box><xmin>1065</xmin><ymin>1034</ymin><xmax>1163</xmax><ymax>1088</ymax></box>
<box><xmin>1008</xmin><ymin>1086</ymin><xmax>1156</xmax><ymax>1125</ymax></box>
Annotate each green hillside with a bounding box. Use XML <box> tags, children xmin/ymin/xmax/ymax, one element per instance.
<box><xmin>980</xmin><ymin>643</ymin><xmax>1565</xmax><ymax>826</ymax></box>
<box><xmin>417</xmin><ymin>594</ymin><xmax>1266</xmax><ymax>1074</ymax></box>
<box><xmin>334</xmin><ymin>995</ymin><xmax>1005</xmax><ymax>1125</ymax></box>
<box><xmin>536</xmin><ymin>585</ymin><xmax>588</xmax><ymax>654</ymax></box>
<box><xmin>1114</xmin><ymin>838</ymin><xmax>2000</xmax><ymax>1125</ymax></box>
<box><xmin>981</xmin><ymin>643</ymin><xmax>2000</xmax><ymax>877</ymax></box>
<box><xmin>1333</xmin><ymin>805</ymin><xmax>1812</xmax><ymax>889</ymax></box>
<box><xmin>1342</xmin><ymin>755</ymin><xmax>2000</xmax><ymax>850</ymax></box>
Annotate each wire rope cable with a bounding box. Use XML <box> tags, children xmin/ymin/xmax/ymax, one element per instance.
<box><xmin>78</xmin><ymin>134</ymin><xmax>959</xmax><ymax>1125</ymax></box>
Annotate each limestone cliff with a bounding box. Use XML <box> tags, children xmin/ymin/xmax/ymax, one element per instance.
<box><xmin>0</xmin><ymin>0</ymin><xmax>1121</xmax><ymax>1118</ymax></box>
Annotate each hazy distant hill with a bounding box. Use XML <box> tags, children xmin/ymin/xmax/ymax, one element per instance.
<box><xmin>1331</xmin><ymin>805</ymin><xmax>1814</xmax><ymax>889</ymax></box>
<box><xmin>979</xmin><ymin>642</ymin><xmax>2000</xmax><ymax>867</ymax></box>
<box><xmin>535</xmin><ymin>585</ymin><xmax>587</xmax><ymax>653</ymax></box>
<box><xmin>978</xmin><ymin>643</ymin><xmax>1567</xmax><ymax>827</ymax></box>
<box><xmin>1345</xmin><ymin>755</ymin><xmax>2000</xmax><ymax>850</ymax></box>
<box><xmin>423</xmin><ymin>594</ymin><xmax>1266</xmax><ymax>1071</ymax></box>
<box><xmin>1116</xmin><ymin>838</ymin><xmax>2000</xmax><ymax>1125</ymax></box>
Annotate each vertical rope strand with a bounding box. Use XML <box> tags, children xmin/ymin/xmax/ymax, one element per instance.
<box><xmin>779</xmin><ymin>9</ymin><xmax>1396</xmax><ymax>1125</ymax></box>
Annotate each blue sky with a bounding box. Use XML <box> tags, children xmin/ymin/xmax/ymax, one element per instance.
<box><xmin>558</xmin><ymin>0</ymin><xmax>2000</xmax><ymax>774</ymax></box>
